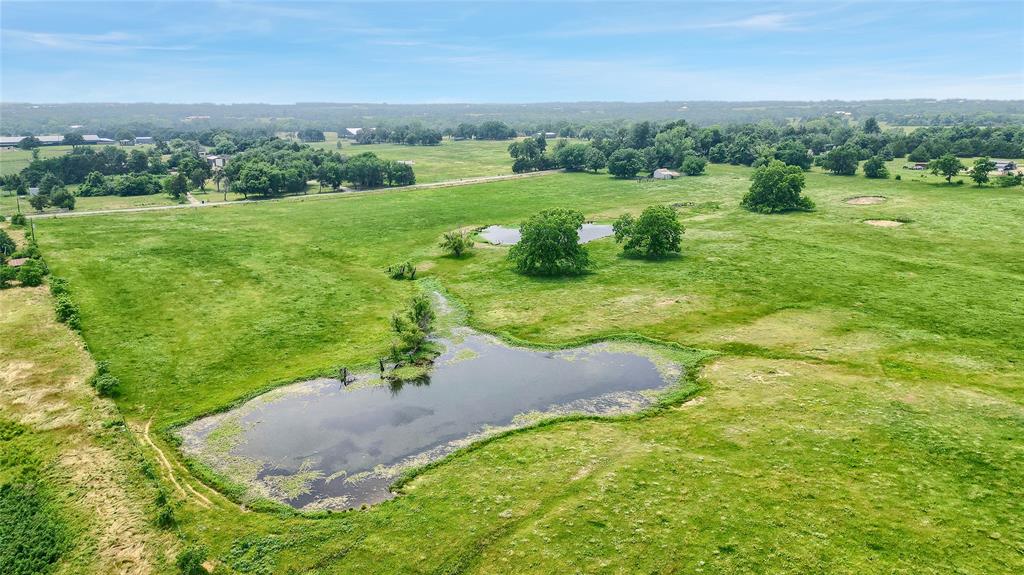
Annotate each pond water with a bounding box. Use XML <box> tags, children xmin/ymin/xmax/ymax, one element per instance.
<box><xmin>479</xmin><ymin>224</ymin><xmax>614</xmax><ymax>245</ymax></box>
<box><xmin>179</xmin><ymin>326</ymin><xmax>680</xmax><ymax>510</ymax></box>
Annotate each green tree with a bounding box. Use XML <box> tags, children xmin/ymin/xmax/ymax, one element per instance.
<box><xmin>863</xmin><ymin>117</ymin><xmax>881</xmax><ymax>134</ymax></box>
<box><xmin>929</xmin><ymin>154</ymin><xmax>964</xmax><ymax>183</ymax></box>
<box><xmin>681</xmin><ymin>155</ymin><xmax>707</xmax><ymax>176</ymax></box>
<box><xmin>317</xmin><ymin>160</ymin><xmax>344</xmax><ymax>191</ymax></box>
<box><xmin>607</xmin><ymin>148</ymin><xmax>644</xmax><ymax>178</ymax></box>
<box><xmin>820</xmin><ymin>145</ymin><xmax>859</xmax><ymax>175</ymax></box>
<box><xmin>163</xmin><ymin>172</ymin><xmax>189</xmax><ymax>199</ymax></box>
<box><xmin>78</xmin><ymin>171</ymin><xmax>110</xmax><ymax>197</ymax></box>
<box><xmin>741</xmin><ymin>159</ymin><xmax>813</xmax><ymax>214</ymax></box>
<box><xmin>863</xmin><ymin>156</ymin><xmax>889</xmax><ymax>179</ymax></box>
<box><xmin>553</xmin><ymin>142</ymin><xmax>590</xmax><ymax>171</ymax></box>
<box><xmin>583</xmin><ymin>147</ymin><xmax>607</xmax><ymax>172</ymax></box>
<box><xmin>508</xmin><ymin>208</ymin><xmax>590</xmax><ymax>276</ymax></box>
<box><xmin>439</xmin><ymin>230</ymin><xmax>474</xmax><ymax>257</ymax></box>
<box><xmin>128</xmin><ymin>149</ymin><xmax>149</xmax><ymax>173</ymax></box>
<box><xmin>17</xmin><ymin>135</ymin><xmax>41</xmax><ymax>150</ymax></box>
<box><xmin>38</xmin><ymin>173</ymin><xmax>63</xmax><ymax>196</ymax></box>
<box><xmin>612</xmin><ymin>205</ymin><xmax>684</xmax><ymax>258</ymax></box>
<box><xmin>63</xmin><ymin>133</ymin><xmax>86</xmax><ymax>148</ymax></box>
<box><xmin>970</xmin><ymin>157</ymin><xmax>995</xmax><ymax>186</ymax></box>
<box><xmin>233</xmin><ymin>161</ymin><xmax>277</xmax><ymax>197</ymax></box>
<box><xmin>342</xmin><ymin>153</ymin><xmax>385</xmax><ymax>188</ymax></box>
<box><xmin>50</xmin><ymin>188</ymin><xmax>75</xmax><ymax>211</ymax></box>
<box><xmin>774</xmin><ymin>140</ymin><xmax>813</xmax><ymax>170</ymax></box>
<box><xmin>28</xmin><ymin>192</ymin><xmax>50</xmax><ymax>212</ymax></box>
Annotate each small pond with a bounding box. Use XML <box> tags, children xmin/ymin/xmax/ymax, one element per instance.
<box><xmin>479</xmin><ymin>223</ymin><xmax>614</xmax><ymax>245</ymax></box>
<box><xmin>180</xmin><ymin>299</ymin><xmax>681</xmax><ymax>510</ymax></box>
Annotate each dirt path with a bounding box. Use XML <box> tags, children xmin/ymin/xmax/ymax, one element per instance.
<box><xmin>185</xmin><ymin>191</ymin><xmax>200</xmax><ymax>206</ymax></box>
<box><xmin>26</xmin><ymin>169</ymin><xmax>563</xmax><ymax>220</ymax></box>
<box><xmin>142</xmin><ymin>419</ymin><xmax>213</xmax><ymax>508</ymax></box>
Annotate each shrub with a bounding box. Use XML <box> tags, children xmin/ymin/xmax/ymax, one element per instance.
<box><xmin>439</xmin><ymin>230</ymin><xmax>473</xmax><ymax>257</ymax></box>
<box><xmin>0</xmin><ymin>266</ymin><xmax>15</xmax><ymax>289</ymax></box>
<box><xmin>385</xmin><ymin>261</ymin><xmax>416</xmax><ymax>280</ymax></box>
<box><xmin>995</xmin><ymin>173</ymin><xmax>1022</xmax><ymax>187</ymax></box>
<box><xmin>10</xmin><ymin>213</ymin><xmax>27</xmax><ymax>226</ymax></box>
<box><xmin>0</xmin><ymin>229</ymin><xmax>15</xmax><ymax>258</ymax></box>
<box><xmin>613</xmin><ymin>205</ymin><xmax>684</xmax><ymax>258</ymax></box>
<box><xmin>894</xmin><ymin>174</ymin><xmax>902</xmax><ymax>180</ymax></box>
<box><xmin>155</xmin><ymin>504</ymin><xmax>176</xmax><ymax>529</ymax></box>
<box><xmin>176</xmin><ymin>545</ymin><xmax>208</xmax><ymax>575</ymax></box>
<box><xmin>53</xmin><ymin>295</ymin><xmax>80</xmax><ymax>329</ymax></box>
<box><xmin>16</xmin><ymin>259</ymin><xmax>46</xmax><ymax>287</ymax></box>
<box><xmin>90</xmin><ymin>373</ymin><xmax>120</xmax><ymax>397</ymax></box>
<box><xmin>0</xmin><ymin>480</ymin><xmax>72</xmax><ymax>575</ymax></box>
<box><xmin>741</xmin><ymin>160</ymin><xmax>814</xmax><ymax>214</ymax></box>
<box><xmin>48</xmin><ymin>276</ymin><xmax>70</xmax><ymax>297</ymax></box>
<box><xmin>508</xmin><ymin>208</ymin><xmax>590</xmax><ymax>276</ymax></box>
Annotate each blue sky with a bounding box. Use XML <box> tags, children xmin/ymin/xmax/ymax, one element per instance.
<box><xmin>2</xmin><ymin>1</ymin><xmax>1022</xmax><ymax>103</ymax></box>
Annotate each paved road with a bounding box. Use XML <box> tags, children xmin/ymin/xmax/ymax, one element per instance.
<box><xmin>24</xmin><ymin>170</ymin><xmax>562</xmax><ymax>220</ymax></box>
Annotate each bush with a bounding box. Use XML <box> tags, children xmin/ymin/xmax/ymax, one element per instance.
<box><xmin>894</xmin><ymin>174</ymin><xmax>902</xmax><ymax>180</ymax></box>
<box><xmin>10</xmin><ymin>213</ymin><xmax>27</xmax><ymax>226</ymax></box>
<box><xmin>176</xmin><ymin>545</ymin><xmax>208</xmax><ymax>575</ymax></box>
<box><xmin>16</xmin><ymin>259</ymin><xmax>46</xmax><ymax>287</ymax></box>
<box><xmin>508</xmin><ymin>208</ymin><xmax>590</xmax><ymax>276</ymax></box>
<box><xmin>741</xmin><ymin>160</ymin><xmax>814</xmax><ymax>214</ymax></box>
<box><xmin>439</xmin><ymin>230</ymin><xmax>473</xmax><ymax>257</ymax></box>
<box><xmin>613</xmin><ymin>205</ymin><xmax>684</xmax><ymax>258</ymax></box>
<box><xmin>0</xmin><ymin>480</ymin><xmax>72</xmax><ymax>575</ymax></box>
<box><xmin>48</xmin><ymin>276</ymin><xmax>70</xmax><ymax>297</ymax></box>
<box><xmin>155</xmin><ymin>504</ymin><xmax>176</xmax><ymax>529</ymax></box>
<box><xmin>385</xmin><ymin>261</ymin><xmax>416</xmax><ymax>280</ymax></box>
<box><xmin>996</xmin><ymin>173</ymin><xmax>1022</xmax><ymax>187</ymax></box>
<box><xmin>90</xmin><ymin>373</ymin><xmax>120</xmax><ymax>397</ymax></box>
<box><xmin>53</xmin><ymin>295</ymin><xmax>80</xmax><ymax>330</ymax></box>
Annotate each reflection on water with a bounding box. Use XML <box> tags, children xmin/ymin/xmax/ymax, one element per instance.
<box><xmin>479</xmin><ymin>224</ymin><xmax>614</xmax><ymax>245</ymax></box>
<box><xmin>180</xmin><ymin>327</ymin><xmax>678</xmax><ymax>510</ymax></box>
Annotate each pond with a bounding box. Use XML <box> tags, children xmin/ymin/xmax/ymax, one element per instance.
<box><xmin>179</xmin><ymin>300</ymin><xmax>682</xmax><ymax>510</ymax></box>
<box><xmin>479</xmin><ymin>223</ymin><xmax>614</xmax><ymax>245</ymax></box>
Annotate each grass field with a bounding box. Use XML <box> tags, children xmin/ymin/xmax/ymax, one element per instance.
<box><xmin>311</xmin><ymin>134</ymin><xmax>516</xmax><ymax>183</ymax></box>
<box><xmin>21</xmin><ymin>160</ymin><xmax>1023</xmax><ymax>573</ymax></box>
<box><xmin>0</xmin><ymin>284</ymin><xmax>175</xmax><ymax>575</ymax></box>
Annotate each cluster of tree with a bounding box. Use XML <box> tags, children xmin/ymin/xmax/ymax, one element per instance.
<box><xmin>574</xmin><ymin>118</ymin><xmax>1023</xmax><ymax>174</ymax></box>
<box><xmin>18</xmin><ymin>146</ymin><xmax>167</xmax><ymax>186</ymax></box>
<box><xmin>509</xmin><ymin>131</ymin><xmax>707</xmax><ymax>177</ymax></box>
<box><xmin>449</xmin><ymin>121</ymin><xmax>517</xmax><ymax>140</ymax></box>
<box><xmin>0</xmin><ymin>235</ymin><xmax>47</xmax><ymax>289</ymax></box>
<box><xmin>297</xmin><ymin>128</ymin><xmax>326</xmax><ymax>142</ymax></box>
<box><xmin>388</xmin><ymin>294</ymin><xmax>435</xmax><ymax>366</ymax></box>
<box><xmin>355</xmin><ymin>124</ymin><xmax>443</xmax><ymax>146</ymax></box>
<box><xmin>439</xmin><ymin>230</ymin><xmax>474</xmax><ymax>257</ymax></box>
<box><xmin>26</xmin><ymin>173</ymin><xmax>76</xmax><ymax>211</ymax></box>
<box><xmin>222</xmin><ymin>139</ymin><xmax>416</xmax><ymax>197</ymax></box>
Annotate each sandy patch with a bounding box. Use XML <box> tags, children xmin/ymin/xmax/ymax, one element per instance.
<box><xmin>846</xmin><ymin>196</ymin><xmax>886</xmax><ymax>205</ymax></box>
<box><xmin>864</xmin><ymin>219</ymin><xmax>904</xmax><ymax>227</ymax></box>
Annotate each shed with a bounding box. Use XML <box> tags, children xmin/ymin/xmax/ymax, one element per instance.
<box><xmin>652</xmin><ymin>168</ymin><xmax>681</xmax><ymax>180</ymax></box>
<box><xmin>6</xmin><ymin>258</ymin><xmax>29</xmax><ymax>267</ymax></box>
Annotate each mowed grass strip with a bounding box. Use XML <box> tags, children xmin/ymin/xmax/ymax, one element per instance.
<box><xmin>31</xmin><ymin>162</ymin><xmax>1024</xmax><ymax>573</ymax></box>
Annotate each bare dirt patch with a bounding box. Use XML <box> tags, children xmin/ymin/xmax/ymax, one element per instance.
<box><xmin>864</xmin><ymin>219</ymin><xmax>904</xmax><ymax>227</ymax></box>
<box><xmin>846</xmin><ymin>196</ymin><xmax>886</xmax><ymax>205</ymax></box>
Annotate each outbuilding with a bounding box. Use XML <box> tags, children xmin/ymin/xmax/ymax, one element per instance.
<box><xmin>652</xmin><ymin>168</ymin><xmax>681</xmax><ymax>180</ymax></box>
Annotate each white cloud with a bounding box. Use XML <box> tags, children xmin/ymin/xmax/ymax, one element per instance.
<box><xmin>3</xmin><ymin>29</ymin><xmax>193</xmax><ymax>52</ymax></box>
